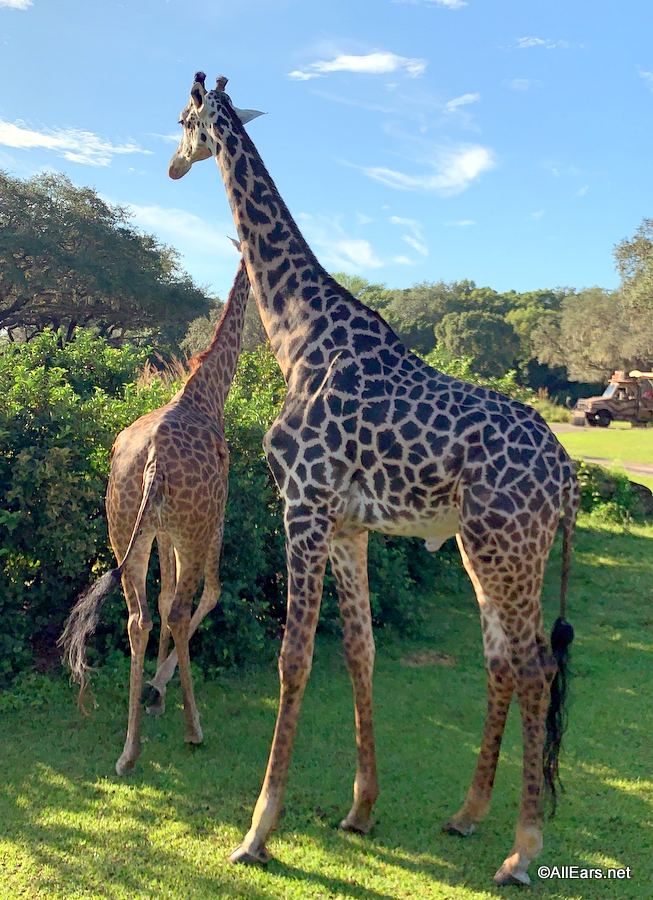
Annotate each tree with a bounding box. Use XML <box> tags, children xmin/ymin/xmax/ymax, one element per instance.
<box><xmin>531</xmin><ymin>288</ymin><xmax>653</xmax><ymax>382</ymax></box>
<box><xmin>0</xmin><ymin>171</ymin><xmax>212</xmax><ymax>345</ymax></box>
<box><xmin>614</xmin><ymin>219</ymin><xmax>653</xmax><ymax>311</ymax></box>
<box><xmin>434</xmin><ymin>310</ymin><xmax>520</xmax><ymax>377</ymax></box>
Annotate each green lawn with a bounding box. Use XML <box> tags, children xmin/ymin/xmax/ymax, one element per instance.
<box><xmin>2</xmin><ymin>517</ymin><xmax>652</xmax><ymax>899</ymax></box>
<box><xmin>555</xmin><ymin>426</ymin><xmax>653</xmax><ymax>467</ymax></box>
<box><xmin>554</xmin><ymin>426</ymin><xmax>653</xmax><ymax>493</ymax></box>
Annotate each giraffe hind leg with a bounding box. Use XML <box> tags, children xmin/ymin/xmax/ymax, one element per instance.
<box><xmin>443</xmin><ymin>536</ymin><xmax>514</xmax><ymax>837</ymax></box>
<box><xmin>449</xmin><ymin>524</ymin><xmax>558</xmax><ymax>886</ymax></box>
<box><xmin>146</xmin><ymin>524</ymin><xmax>223</xmax><ymax>713</ymax></box>
<box><xmin>144</xmin><ymin>532</ymin><xmax>177</xmax><ymax>716</ymax></box>
<box><xmin>115</xmin><ymin>534</ymin><xmax>154</xmax><ymax>776</ymax></box>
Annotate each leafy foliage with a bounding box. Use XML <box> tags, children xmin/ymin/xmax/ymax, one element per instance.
<box><xmin>0</xmin><ymin>171</ymin><xmax>212</xmax><ymax>345</ymax></box>
<box><xmin>614</xmin><ymin>218</ymin><xmax>653</xmax><ymax>311</ymax></box>
<box><xmin>434</xmin><ymin>310</ymin><xmax>521</xmax><ymax>377</ymax></box>
<box><xmin>0</xmin><ymin>336</ymin><xmax>444</xmax><ymax>684</ymax></box>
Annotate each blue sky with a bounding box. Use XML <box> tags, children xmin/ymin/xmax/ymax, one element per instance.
<box><xmin>1</xmin><ymin>0</ymin><xmax>651</xmax><ymax>300</ymax></box>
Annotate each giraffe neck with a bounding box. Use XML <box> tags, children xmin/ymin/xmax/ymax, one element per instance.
<box><xmin>212</xmin><ymin>107</ymin><xmax>398</xmax><ymax>384</ymax></box>
<box><xmin>179</xmin><ymin>258</ymin><xmax>248</xmax><ymax>424</ymax></box>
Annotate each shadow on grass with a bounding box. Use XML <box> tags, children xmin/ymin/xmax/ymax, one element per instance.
<box><xmin>2</xmin><ymin>520</ymin><xmax>652</xmax><ymax>897</ymax></box>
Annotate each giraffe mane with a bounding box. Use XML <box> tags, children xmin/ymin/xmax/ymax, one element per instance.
<box><xmin>187</xmin><ymin>264</ymin><xmax>246</xmax><ymax>375</ymax></box>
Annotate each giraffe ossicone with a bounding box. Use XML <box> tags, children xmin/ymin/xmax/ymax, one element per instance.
<box><xmin>168</xmin><ymin>71</ymin><xmax>579</xmax><ymax>886</ymax></box>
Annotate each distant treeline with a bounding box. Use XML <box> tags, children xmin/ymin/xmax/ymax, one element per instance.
<box><xmin>2</xmin><ymin>171</ymin><xmax>652</xmax><ymax>401</ymax></box>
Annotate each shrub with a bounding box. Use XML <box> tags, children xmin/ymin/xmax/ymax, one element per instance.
<box><xmin>0</xmin><ymin>331</ymin><xmax>173</xmax><ymax>682</ymax></box>
<box><xmin>574</xmin><ymin>460</ymin><xmax>647</xmax><ymax>525</ymax></box>
<box><xmin>1</xmin><ymin>336</ymin><xmax>449</xmax><ymax>684</ymax></box>
<box><xmin>530</xmin><ymin>388</ymin><xmax>571</xmax><ymax>423</ymax></box>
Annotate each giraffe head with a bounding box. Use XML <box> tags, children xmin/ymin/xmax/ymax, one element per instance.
<box><xmin>169</xmin><ymin>72</ymin><xmax>264</xmax><ymax>180</ymax></box>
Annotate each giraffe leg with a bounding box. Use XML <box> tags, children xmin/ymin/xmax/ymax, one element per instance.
<box><xmin>167</xmin><ymin>551</ymin><xmax>204</xmax><ymax>745</ymax></box>
<box><xmin>329</xmin><ymin>530</ymin><xmax>378</xmax><ymax>835</ymax></box>
<box><xmin>444</xmin><ymin>536</ymin><xmax>514</xmax><ymax>836</ymax></box>
<box><xmin>146</xmin><ymin>526</ymin><xmax>223</xmax><ymax>710</ymax></box>
<box><xmin>230</xmin><ymin>505</ymin><xmax>333</xmax><ymax>865</ymax></box>
<box><xmin>145</xmin><ymin>533</ymin><xmax>176</xmax><ymax>716</ymax></box>
<box><xmin>451</xmin><ymin>528</ymin><xmax>557</xmax><ymax>886</ymax></box>
<box><xmin>115</xmin><ymin>538</ymin><xmax>154</xmax><ymax>776</ymax></box>
<box><xmin>493</xmin><ymin>639</ymin><xmax>556</xmax><ymax>887</ymax></box>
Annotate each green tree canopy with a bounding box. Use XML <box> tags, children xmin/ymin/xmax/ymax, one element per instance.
<box><xmin>531</xmin><ymin>287</ymin><xmax>653</xmax><ymax>382</ymax></box>
<box><xmin>434</xmin><ymin>310</ymin><xmax>520</xmax><ymax>377</ymax></box>
<box><xmin>614</xmin><ymin>218</ymin><xmax>653</xmax><ymax>311</ymax></box>
<box><xmin>0</xmin><ymin>171</ymin><xmax>212</xmax><ymax>345</ymax></box>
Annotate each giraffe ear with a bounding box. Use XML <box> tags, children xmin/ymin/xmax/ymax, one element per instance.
<box><xmin>190</xmin><ymin>81</ymin><xmax>206</xmax><ymax>110</ymax></box>
<box><xmin>234</xmin><ymin>107</ymin><xmax>265</xmax><ymax>125</ymax></box>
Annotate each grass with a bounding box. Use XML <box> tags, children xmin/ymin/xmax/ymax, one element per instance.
<box><xmin>555</xmin><ymin>425</ymin><xmax>653</xmax><ymax>467</ymax></box>
<box><xmin>553</xmin><ymin>425</ymin><xmax>653</xmax><ymax>493</ymax></box>
<box><xmin>2</xmin><ymin>516</ymin><xmax>652</xmax><ymax>899</ymax></box>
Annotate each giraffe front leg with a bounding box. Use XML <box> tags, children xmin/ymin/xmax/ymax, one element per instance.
<box><xmin>230</xmin><ymin>505</ymin><xmax>332</xmax><ymax>866</ymax></box>
<box><xmin>329</xmin><ymin>530</ymin><xmax>378</xmax><ymax>835</ymax></box>
<box><xmin>444</xmin><ymin>656</ymin><xmax>513</xmax><ymax>837</ymax></box>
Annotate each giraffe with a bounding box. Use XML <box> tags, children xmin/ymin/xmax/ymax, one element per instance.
<box><xmin>168</xmin><ymin>72</ymin><xmax>579</xmax><ymax>886</ymax></box>
<box><xmin>59</xmin><ymin>252</ymin><xmax>250</xmax><ymax>776</ymax></box>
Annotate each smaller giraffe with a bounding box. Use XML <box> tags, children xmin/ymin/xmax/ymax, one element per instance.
<box><xmin>59</xmin><ymin>253</ymin><xmax>249</xmax><ymax>775</ymax></box>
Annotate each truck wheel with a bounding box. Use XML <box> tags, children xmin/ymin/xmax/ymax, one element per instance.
<box><xmin>586</xmin><ymin>415</ymin><xmax>598</xmax><ymax>427</ymax></box>
<box><xmin>596</xmin><ymin>410</ymin><xmax>612</xmax><ymax>428</ymax></box>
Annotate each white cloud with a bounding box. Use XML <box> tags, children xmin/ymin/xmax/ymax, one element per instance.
<box><xmin>531</xmin><ymin>209</ymin><xmax>545</xmax><ymax>220</ymax></box>
<box><xmin>506</xmin><ymin>78</ymin><xmax>534</xmax><ymax>92</ymax></box>
<box><xmin>362</xmin><ymin>145</ymin><xmax>494</xmax><ymax>195</ymax></box>
<box><xmin>576</xmin><ymin>184</ymin><xmax>589</xmax><ymax>197</ymax></box>
<box><xmin>149</xmin><ymin>132</ymin><xmax>181</xmax><ymax>144</ymax></box>
<box><xmin>127</xmin><ymin>204</ymin><xmax>235</xmax><ymax>261</ymax></box>
<box><xmin>0</xmin><ymin>118</ymin><xmax>152</xmax><ymax>167</ymax></box>
<box><xmin>392</xmin><ymin>255</ymin><xmax>414</xmax><ymax>265</ymax></box>
<box><xmin>446</xmin><ymin>218</ymin><xmax>476</xmax><ymax>227</ymax></box>
<box><xmin>394</xmin><ymin>0</ymin><xmax>467</xmax><ymax>8</ymax></box>
<box><xmin>388</xmin><ymin>215</ymin><xmax>428</xmax><ymax>256</ymax></box>
<box><xmin>298</xmin><ymin>212</ymin><xmax>401</xmax><ymax>273</ymax></box>
<box><xmin>444</xmin><ymin>92</ymin><xmax>480</xmax><ymax>113</ymax></box>
<box><xmin>356</xmin><ymin>212</ymin><xmax>374</xmax><ymax>225</ymax></box>
<box><xmin>0</xmin><ymin>0</ymin><xmax>32</xmax><ymax>8</ymax></box>
<box><xmin>638</xmin><ymin>68</ymin><xmax>653</xmax><ymax>90</ymax></box>
<box><xmin>516</xmin><ymin>36</ymin><xmax>569</xmax><ymax>50</ymax></box>
<box><xmin>288</xmin><ymin>51</ymin><xmax>426</xmax><ymax>82</ymax></box>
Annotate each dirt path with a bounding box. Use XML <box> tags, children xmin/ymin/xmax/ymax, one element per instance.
<box><xmin>577</xmin><ymin>456</ymin><xmax>653</xmax><ymax>477</ymax></box>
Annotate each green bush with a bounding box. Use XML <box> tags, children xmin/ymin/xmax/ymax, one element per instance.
<box><xmin>0</xmin><ymin>336</ymin><xmax>447</xmax><ymax>685</ymax></box>
<box><xmin>0</xmin><ymin>331</ymin><xmax>173</xmax><ymax>682</ymax></box>
<box><xmin>574</xmin><ymin>460</ymin><xmax>646</xmax><ymax>525</ymax></box>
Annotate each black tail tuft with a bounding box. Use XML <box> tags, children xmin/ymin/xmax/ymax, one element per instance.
<box><xmin>58</xmin><ymin>567</ymin><xmax>122</xmax><ymax>713</ymax></box>
<box><xmin>543</xmin><ymin>616</ymin><xmax>574</xmax><ymax>814</ymax></box>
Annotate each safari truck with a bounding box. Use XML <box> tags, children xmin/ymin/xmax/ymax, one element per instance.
<box><xmin>572</xmin><ymin>370</ymin><xmax>653</xmax><ymax>427</ymax></box>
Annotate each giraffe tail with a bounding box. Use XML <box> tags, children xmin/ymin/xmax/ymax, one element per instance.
<box><xmin>58</xmin><ymin>452</ymin><xmax>161</xmax><ymax>713</ymax></box>
<box><xmin>543</xmin><ymin>473</ymin><xmax>580</xmax><ymax>812</ymax></box>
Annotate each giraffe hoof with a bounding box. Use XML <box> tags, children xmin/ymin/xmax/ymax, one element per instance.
<box><xmin>184</xmin><ymin>728</ymin><xmax>203</xmax><ymax>745</ymax></box>
<box><xmin>493</xmin><ymin>864</ymin><xmax>531</xmax><ymax>887</ymax></box>
<box><xmin>339</xmin><ymin>816</ymin><xmax>374</xmax><ymax>835</ymax></box>
<box><xmin>443</xmin><ymin>819</ymin><xmax>476</xmax><ymax>837</ymax></box>
<box><xmin>143</xmin><ymin>683</ymin><xmax>166</xmax><ymax>716</ymax></box>
<box><xmin>115</xmin><ymin>755</ymin><xmax>136</xmax><ymax>777</ymax></box>
<box><xmin>229</xmin><ymin>844</ymin><xmax>271</xmax><ymax>866</ymax></box>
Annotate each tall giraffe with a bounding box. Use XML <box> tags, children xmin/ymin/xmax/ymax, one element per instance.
<box><xmin>60</xmin><ymin>253</ymin><xmax>250</xmax><ymax>776</ymax></box>
<box><xmin>168</xmin><ymin>72</ymin><xmax>579</xmax><ymax>886</ymax></box>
